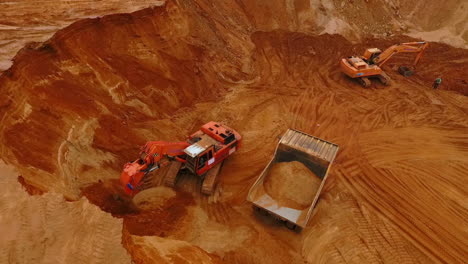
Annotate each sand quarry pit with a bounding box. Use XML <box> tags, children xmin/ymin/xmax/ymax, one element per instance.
<box><xmin>0</xmin><ymin>0</ymin><xmax>467</xmax><ymax>263</ymax></box>
<box><xmin>264</xmin><ymin>161</ymin><xmax>321</xmax><ymax>210</ymax></box>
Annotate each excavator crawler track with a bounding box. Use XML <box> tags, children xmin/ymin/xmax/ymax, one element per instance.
<box><xmin>359</xmin><ymin>77</ymin><xmax>371</xmax><ymax>88</ymax></box>
<box><xmin>138</xmin><ymin>173</ymin><xmax>154</xmax><ymax>191</ymax></box>
<box><xmin>163</xmin><ymin>161</ymin><xmax>182</xmax><ymax>187</ymax></box>
<box><xmin>377</xmin><ymin>72</ymin><xmax>392</xmax><ymax>85</ymax></box>
<box><xmin>201</xmin><ymin>162</ymin><xmax>223</xmax><ymax>195</ymax></box>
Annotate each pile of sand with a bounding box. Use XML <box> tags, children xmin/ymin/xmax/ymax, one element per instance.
<box><xmin>132</xmin><ymin>186</ymin><xmax>176</xmax><ymax>211</ymax></box>
<box><xmin>264</xmin><ymin>161</ymin><xmax>321</xmax><ymax>210</ymax></box>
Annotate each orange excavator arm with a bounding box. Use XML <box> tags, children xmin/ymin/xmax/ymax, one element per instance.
<box><xmin>120</xmin><ymin>141</ymin><xmax>190</xmax><ymax>195</ymax></box>
<box><xmin>373</xmin><ymin>41</ymin><xmax>429</xmax><ymax>67</ymax></box>
<box><xmin>140</xmin><ymin>141</ymin><xmax>190</xmax><ymax>165</ymax></box>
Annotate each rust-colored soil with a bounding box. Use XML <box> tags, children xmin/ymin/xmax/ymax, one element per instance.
<box><xmin>81</xmin><ymin>179</ymin><xmax>195</xmax><ymax>237</ymax></box>
<box><xmin>17</xmin><ymin>175</ymin><xmax>45</xmax><ymax>195</ymax></box>
<box><xmin>0</xmin><ymin>1</ymin><xmax>467</xmax><ymax>263</ymax></box>
<box><xmin>81</xmin><ymin>179</ymin><xmax>135</xmax><ymax>215</ymax></box>
<box><xmin>123</xmin><ymin>191</ymin><xmax>195</xmax><ymax>237</ymax></box>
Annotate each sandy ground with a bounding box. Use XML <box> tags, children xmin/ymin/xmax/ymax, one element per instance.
<box><xmin>0</xmin><ymin>161</ymin><xmax>131</xmax><ymax>263</ymax></box>
<box><xmin>0</xmin><ymin>0</ymin><xmax>467</xmax><ymax>263</ymax></box>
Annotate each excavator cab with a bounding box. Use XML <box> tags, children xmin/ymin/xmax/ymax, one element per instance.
<box><xmin>184</xmin><ymin>142</ymin><xmax>216</xmax><ymax>174</ymax></box>
<box><xmin>363</xmin><ymin>48</ymin><xmax>382</xmax><ymax>64</ymax></box>
<box><xmin>195</xmin><ymin>148</ymin><xmax>214</xmax><ymax>172</ymax></box>
<box><xmin>349</xmin><ymin>57</ymin><xmax>368</xmax><ymax>70</ymax></box>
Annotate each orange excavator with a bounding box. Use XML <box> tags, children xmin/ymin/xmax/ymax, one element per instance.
<box><xmin>120</xmin><ymin>121</ymin><xmax>241</xmax><ymax>196</ymax></box>
<box><xmin>340</xmin><ymin>41</ymin><xmax>429</xmax><ymax>87</ymax></box>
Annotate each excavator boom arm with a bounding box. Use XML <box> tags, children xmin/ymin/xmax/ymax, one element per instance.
<box><xmin>141</xmin><ymin>141</ymin><xmax>190</xmax><ymax>164</ymax></box>
<box><xmin>374</xmin><ymin>42</ymin><xmax>428</xmax><ymax>66</ymax></box>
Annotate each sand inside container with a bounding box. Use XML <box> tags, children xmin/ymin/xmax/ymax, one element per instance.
<box><xmin>264</xmin><ymin>161</ymin><xmax>322</xmax><ymax>210</ymax></box>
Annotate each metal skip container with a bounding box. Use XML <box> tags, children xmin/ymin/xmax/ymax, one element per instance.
<box><xmin>247</xmin><ymin>129</ymin><xmax>339</xmax><ymax>231</ymax></box>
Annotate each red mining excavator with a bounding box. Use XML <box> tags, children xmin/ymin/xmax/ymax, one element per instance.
<box><xmin>340</xmin><ymin>41</ymin><xmax>429</xmax><ymax>87</ymax></box>
<box><xmin>120</xmin><ymin>121</ymin><xmax>241</xmax><ymax>196</ymax></box>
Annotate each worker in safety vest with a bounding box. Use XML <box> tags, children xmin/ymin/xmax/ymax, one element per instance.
<box><xmin>432</xmin><ymin>77</ymin><xmax>442</xmax><ymax>89</ymax></box>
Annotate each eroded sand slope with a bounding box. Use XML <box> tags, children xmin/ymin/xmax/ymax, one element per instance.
<box><xmin>0</xmin><ymin>0</ymin><xmax>467</xmax><ymax>263</ymax></box>
<box><xmin>0</xmin><ymin>162</ymin><xmax>131</xmax><ymax>263</ymax></box>
<box><xmin>0</xmin><ymin>0</ymin><xmax>165</xmax><ymax>71</ymax></box>
<box><xmin>1</xmin><ymin>0</ymin><xmax>466</xmax><ymax>72</ymax></box>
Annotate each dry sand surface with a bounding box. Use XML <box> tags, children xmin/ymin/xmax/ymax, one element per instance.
<box><xmin>0</xmin><ymin>161</ymin><xmax>132</xmax><ymax>263</ymax></box>
<box><xmin>264</xmin><ymin>161</ymin><xmax>321</xmax><ymax>209</ymax></box>
<box><xmin>133</xmin><ymin>186</ymin><xmax>176</xmax><ymax>211</ymax></box>
<box><xmin>0</xmin><ymin>0</ymin><xmax>467</xmax><ymax>263</ymax></box>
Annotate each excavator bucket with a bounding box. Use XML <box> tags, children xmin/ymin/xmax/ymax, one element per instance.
<box><xmin>120</xmin><ymin>161</ymin><xmax>146</xmax><ymax>195</ymax></box>
<box><xmin>247</xmin><ymin>129</ymin><xmax>339</xmax><ymax>231</ymax></box>
<box><xmin>398</xmin><ymin>66</ymin><xmax>414</xmax><ymax>77</ymax></box>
